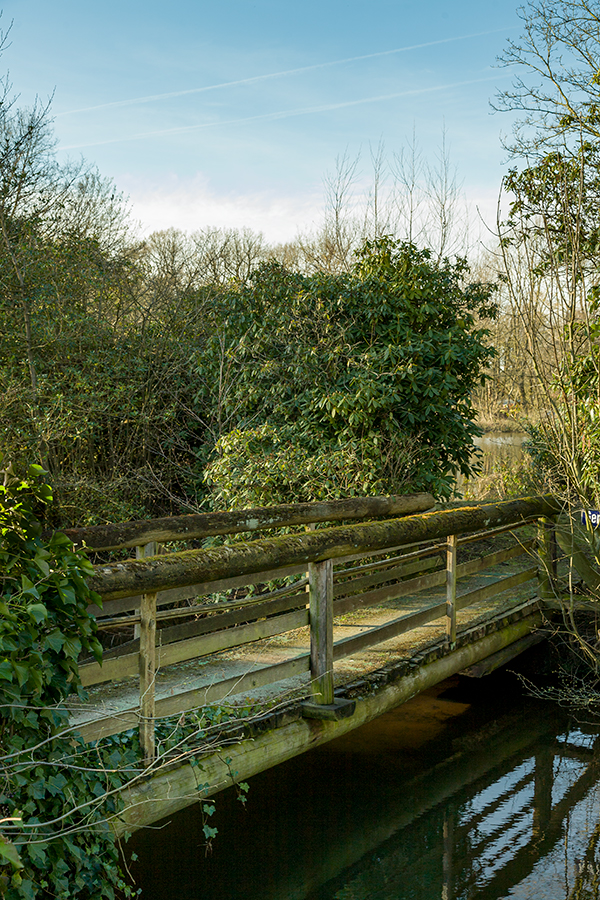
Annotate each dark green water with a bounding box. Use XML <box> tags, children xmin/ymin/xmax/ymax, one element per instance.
<box><xmin>128</xmin><ymin>652</ymin><xmax>600</xmax><ymax>899</ymax></box>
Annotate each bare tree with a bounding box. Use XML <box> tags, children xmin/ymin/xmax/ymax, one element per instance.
<box><xmin>494</xmin><ymin>0</ymin><xmax>600</xmax><ymax>156</ymax></box>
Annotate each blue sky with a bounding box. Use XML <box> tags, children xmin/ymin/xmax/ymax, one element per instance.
<box><xmin>2</xmin><ymin>0</ymin><xmax>523</xmax><ymax>241</ymax></box>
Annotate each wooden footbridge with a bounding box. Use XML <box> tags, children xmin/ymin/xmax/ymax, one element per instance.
<box><xmin>64</xmin><ymin>493</ymin><xmax>563</xmax><ymax>833</ymax></box>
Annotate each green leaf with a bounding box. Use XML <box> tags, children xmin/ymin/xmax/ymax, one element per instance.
<box><xmin>44</xmin><ymin>630</ymin><xmax>65</xmax><ymax>653</ymax></box>
<box><xmin>27</xmin><ymin>603</ymin><xmax>48</xmax><ymax>624</ymax></box>
<box><xmin>0</xmin><ymin>834</ymin><xmax>23</xmax><ymax>870</ymax></box>
<box><xmin>0</xmin><ymin>660</ymin><xmax>14</xmax><ymax>682</ymax></box>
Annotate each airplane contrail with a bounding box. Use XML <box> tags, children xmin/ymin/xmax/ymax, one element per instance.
<box><xmin>60</xmin><ymin>73</ymin><xmax>509</xmax><ymax>151</ymax></box>
<box><xmin>55</xmin><ymin>27</ymin><xmax>513</xmax><ymax>118</ymax></box>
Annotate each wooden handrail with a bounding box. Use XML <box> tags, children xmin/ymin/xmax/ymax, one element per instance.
<box><xmin>61</xmin><ymin>493</ymin><xmax>435</xmax><ymax>551</ymax></box>
<box><xmin>88</xmin><ymin>496</ymin><xmax>562</xmax><ymax>602</ymax></box>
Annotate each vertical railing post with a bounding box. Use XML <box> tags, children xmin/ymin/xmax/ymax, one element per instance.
<box><xmin>309</xmin><ymin>558</ymin><xmax>334</xmax><ymax>705</ymax></box>
<box><xmin>446</xmin><ymin>534</ymin><xmax>457</xmax><ymax>648</ymax></box>
<box><xmin>538</xmin><ymin>517</ymin><xmax>557</xmax><ymax>601</ymax></box>
<box><xmin>135</xmin><ymin>542</ymin><xmax>156</xmax><ymax>639</ymax></box>
<box><xmin>139</xmin><ymin>590</ymin><xmax>157</xmax><ymax>766</ymax></box>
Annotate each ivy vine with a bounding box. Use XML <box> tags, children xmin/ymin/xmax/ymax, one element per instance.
<box><xmin>0</xmin><ymin>456</ymin><xmax>138</xmax><ymax>898</ymax></box>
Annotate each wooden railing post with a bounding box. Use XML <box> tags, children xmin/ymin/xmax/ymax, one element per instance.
<box><xmin>139</xmin><ymin>590</ymin><xmax>157</xmax><ymax>766</ymax></box>
<box><xmin>135</xmin><ymin>542</ymin><xmax>156</xmax><ymax>639</ymax></box>
<box><xmin>537</xmin><ymin>517</ymin><xmax>557</xmax><ymax>601</ymax></box>
<box><xmin>446</xmin><ymin>533</ymin><xmax>457</xmax><ymax>648</ymax></box>
<box><xmin>308</xmin><ymin>559</ymin><xmax>334</xmax><ymax>705</ymax></box>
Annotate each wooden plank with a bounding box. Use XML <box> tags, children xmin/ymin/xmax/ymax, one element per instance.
<box><xmin>80</xmin><ymin>607</ymin><xmax>310</xmax><ymax>686</ymax></box>
<box><xmin>538</xmin><ymin>517</ymin><xmax>556</xmax><ymax>601</ymax></box>
<box><xmin>89</xmin><ymin>497</ymin><xmax>561</xmax><ymax>602</ymax></box>
<box><xmin>100</xmin><ymin>590</ymin><xmax>309</xmax><ymax>660</ymax></box>
<box><xmin>446</xmin><ymin>534</ymin><xmax>457</xmax><ymax>647</ymax></box>
<box><xmin>87</xmin><ymin>540</ymin><xmax>537</xmax><ymax>682</ymax></box>
<box><xmin>333</xmin><ymin>567</ymin><xmax>447</xmax><ymax>617</ymax></box>
<box><xmin>309</xmin><ymin>559</ymin><xmax>334</xmax><ymax>705</ymax></box>
<box><xmin>75</xmin><ymin>654</ymin><xmax>311</xmax><ymax>743</ymax></box>
<box><xmin>456</xmin><ymin>568</ymin><xmax>538</xmax><ymax>611</ymax></box>
<box><xmin>457</xmin><ymin>518</ymin><xmax>537</xmax><ymax>546</ymax></box>
<box><xmin>333</xmin><ymin>600</ymin><xmax>447</xmax><ymax>660</ymax></box>
<box><xmin>456</xmin><ymin>540</ymin><xmax>535</xmax><ymax>578</ymax></box>
<box><xmin>334</xmin><ymin>544</ymin><xmax>443</xmax><ymax>579</ymax></box>
<box><xmin>88</xmin><ymin>562</ymin><xmax>309</xmax><ymax>618</ymax></box>
<box><xmin>333</xmin><ymin>540</ymin><xmax>431</xmax><ymax>568</ymax></box>
<box><xmin>333</xmin><ymin>555</ymin><xmax>440</xmax><ymax>598</ymax></box>
<box><xmin>138</xmin><ymin>591</ymin><xmax>156</xmax><ymax>765</ymax></box>
<box><xmin>333</xmin><ymin>541</ymin><xmax>536</xmax><ymax>619</ymax></box>
<box><xmin>332</xmin><ymin>570</ymin><xmax>537</xmax><ymax>663</ymax></box>
<box><xmin>134</xmin><ymin>543</ymin><xmax>156</xmax><ymax>642</ymax></box>
<box><xmin>64</xmin><ymin>493</ymin><xmax>436</xmax><ymax>551</ymax></box>
<box><xmin>95</xmin><ymin>575</ymin><xmax>310</xmax><ymax>626</ymax></box>
<box><xmin>461</xmin><ymin>631</ymin><xmax>547</xmax><ymax>677</ymax></box>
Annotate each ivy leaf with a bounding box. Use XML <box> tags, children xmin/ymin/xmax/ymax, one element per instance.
<box><xmin>0</xmin><ymin>660</ymin><xmax>13</xmax><ymax>682</ymax></box>
<box><xmin>0</xmin><ymin>834</ymin><xmax>23</xmax><ymax>870</ymax></box>
<box><xmin>20</xmin><ymin>576</ymin><xmax>39</xmax><ymax>599</ymax></box>
<box><xmin>44</xmin><ymin>630</ymin><xmax>66</xmax><ymax>653</ymax></box>
<box><xmin>33</xmin><ymin>556</ymin><xmax>50</xmax><ymax>577</ymax></box>
<box><xmin>47</xmin><ymin>774</ymin><xmax>68</xmax><ymax>797</ymax></box>
<box><xmin>27</xmin><ymin>603</ymin><xmax>48</xmax><ymax>624</ymax></box>
<box><xmin>26</xmin><ymin>841</ymin><xmax>47</xmax><ymax>866</ymax></box>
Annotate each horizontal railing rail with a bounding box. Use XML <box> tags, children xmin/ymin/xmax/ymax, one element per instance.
<box><xmin>74</xmin><ymin>496</ymin><xmax>561</xmax><ymax>762</ymax></box>
<box><xmin>62</xmin><ymin>493</ymin><xmax>436</xmax><ymax>551</ymax></box>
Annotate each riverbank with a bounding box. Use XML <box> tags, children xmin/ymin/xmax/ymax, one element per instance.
<box><xmin>476</xmin><ymin>414</ymin><xmax>529</xmax><ymax>434</ymax></box>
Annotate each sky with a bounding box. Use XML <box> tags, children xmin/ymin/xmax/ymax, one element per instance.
<box><xmin>1</xmin><ymin>0</ymin><xmax>524</xmax><ymax>243</ymax></box>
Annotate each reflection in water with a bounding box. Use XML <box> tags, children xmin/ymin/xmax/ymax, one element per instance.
<box><xmin>458</xmin><ymin>431</ymin><xmax>526</xmax><ymax>497</ymax></box>
<box><xmin>128</xmin><ymin>663</ymin><xmax>600</xmax><ymax>900</ymax></box>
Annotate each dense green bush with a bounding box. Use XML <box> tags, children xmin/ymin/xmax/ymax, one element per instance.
<box><xmin>205</xmin><ymin>238</ymin><xmax>497</xmax><ymax>502</ymax></box>
<box><xmin>0</xmin><ymin>457</ymin><xmax>137</xmax><ymax>898</ymax></box>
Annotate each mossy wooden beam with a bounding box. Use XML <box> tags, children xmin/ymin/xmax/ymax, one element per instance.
<box><xmin>63</xmin><ymin>493</ymin><xmax>435</xmax><ymax>551</ymax></box>
<box><xmin>90</xmin><ymin>496</ymin><xmax>562</xmax><ymax>602</ymax></box>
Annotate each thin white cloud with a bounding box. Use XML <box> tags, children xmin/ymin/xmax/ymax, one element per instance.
<box><xmin>127</xmin><ymin>176</ymin><xmax>321</xmax><ymax>241</ymax></box>
<box><xmin>55</xmin><ymin>27</ymin><xmax>514</xmax><ymax>118</ymax></box>
<box><xmin>60</xmin><ymin>73</ymin><xmax>509</xmax><ymax>151</ymax></box>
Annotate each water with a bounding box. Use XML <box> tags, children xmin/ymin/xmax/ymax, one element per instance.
<box><xmin>459</xmin><ymin>431</ymin><xmax>527</xmax><ymax>498</ymax></box>
<box><xmin>127</xmin><ymin>651</ymin><xmax>600</xmax><ymax>899</ymax></box>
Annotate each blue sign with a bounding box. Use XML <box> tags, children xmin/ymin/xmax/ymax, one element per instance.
<box><xmin>582</xmin><ymin>509</ymin><xmax>600</xmax><ymax>527</ymax></box>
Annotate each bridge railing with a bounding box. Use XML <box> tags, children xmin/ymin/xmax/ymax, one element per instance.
<box><xmin>77</xmin><ymin>495</ymin><xmax>561</xmax><ymax>764</ymax></box>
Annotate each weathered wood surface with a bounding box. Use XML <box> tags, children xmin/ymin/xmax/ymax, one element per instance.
<box><xmin>63</xmin><ymin>493</ymin><xmax>435</xmax><ymax>551</ymax></box>
<box><xmin>89</xmin><ymin>496</ymin><xmax>561</xmax><ymax>602</ymax></box>
<box><xmin>332</xmin><ymin>567</ymin><xmax>537</xmax><ymax>661</ymax></box>
<box><xmin>446</xmin><ymin>534</ymin><xmax>458</xmax><ymax>646</ymax></box>
<box><xmin>332</xmin><ymin>540</ymin><xmax>533</xmax><ymax>618</ymax></box>
<box><xmin>138</xmin><ymin>591</ymin><xmax>156</xmax><ymax>765</ymax></box>
<box><xmin>309</xmin><ymin>559</ymin><xmax>334</xmax><ymax>704</ymax></box>
<box><xmin>77</xmin><ymin>654</ymin><xmax>312</xmax><ymax>743</ymax></box>
<box><xmin>90</xmin><ymin>539</ymin><xmax>533</xmax><ymax>674</ymax></box>
<box><xmin>87</xmin><ymin>562</ymin><xmax>308</xmax><ymax>618</ymax></box>
<box><xmin>97</xmin><ymin>588</ymin><xmax>309</xmax><ymax>660</ymax></box>
<box><xmin>80</xmin><ymin>607</ymin><xmax>310</xmax><ymax>686</ymax></box>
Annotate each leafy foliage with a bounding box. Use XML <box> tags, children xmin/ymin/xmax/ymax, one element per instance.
<box><xmin>204</xmin><ymin>422</ymin><xmax>422</xmax><ymax>508</ymax></box>
<box><xmin>205</xmin><ymin>238</ymin><xmax>497</xmax><ymax>501</ymax></box>
<box><xmin>0</xmin><ymin>457</ymin><xmax>138</xmax><ymax>898</ymax></box>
